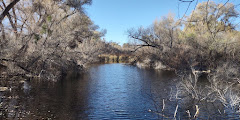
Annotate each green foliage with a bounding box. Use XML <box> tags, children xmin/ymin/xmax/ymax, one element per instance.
<box><xmin>47</xmin><ymin>15</ymin><xmax>52</xmax><ymax>22</ymax></box>
<box><xmin>40</xmin><ymin>24</ymin><xmax>52</xmax><ymax>36</ymax></box>
<box><xmin>41</xmin><ymin>24</ymin><xmax>47</xmax><ymax>34</ymax></box>
<box><xmin>186</xmin><ymin>33</ymin><xmax>196</xmax><ymax>39</ymax></box>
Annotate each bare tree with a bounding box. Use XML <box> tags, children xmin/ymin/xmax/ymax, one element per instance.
<box><xmin>0</xmin><ymin>0</ymin><xmax>20</xmax><ymax>23</ymax></box>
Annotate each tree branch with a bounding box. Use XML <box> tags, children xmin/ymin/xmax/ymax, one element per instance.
<box><xmin>0</xmin><ymin>0</ymin><xmax>20</xmax><ymax>23</ymax></box>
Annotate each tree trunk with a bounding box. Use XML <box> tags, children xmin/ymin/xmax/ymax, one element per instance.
<box><xmin>0</xmin><ymin>0</ymin><xmax>20</xmax><ymax>24</ymax></box>
<box><xmin>2</xmin><ymin>1</ymin><xmax>18</xmax><ymax>38</ymax></box>
<box><xmin>0</xmin><ymin>23</ymin><xmax>6</xmax><ymax>41</ymax></box>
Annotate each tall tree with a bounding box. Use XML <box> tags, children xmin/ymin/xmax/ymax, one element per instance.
<box><xmin>0</xmin><ymin>0</ymin><xmax>20</xmax><ymax>23</ymax></box>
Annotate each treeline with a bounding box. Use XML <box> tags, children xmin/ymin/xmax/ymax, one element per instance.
<box><xmin>127</xmin><ymin>1</ymin><xmax>240</xmax><ymax>72</ymax></box>
<box><xmin>0</xmin><ymin>0</ymin><xmax>113</xmax><ymax>81</ymax></box>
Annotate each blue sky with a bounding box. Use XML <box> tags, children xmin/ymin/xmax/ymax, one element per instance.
<box><xmin>86</xmin><ymin>0</ymin><xmax>237</xmax><ymax>45</ymax></box>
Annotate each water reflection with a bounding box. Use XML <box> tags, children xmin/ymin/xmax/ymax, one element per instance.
<box><xmin>86</xmin><ymin>64</ymin><xmax>160</xmax><ymax>119</ymax></box>
<box><xmin>17</xmin><ymin>75</ymin><xmax>91</xmax><ymax>119</ymax></box>
<box><xmin>12</xmin><ymin>63</ymin><xmax>177</xmax><ymax>119</ymax></box>
<box><xmin>4</xmin><ymin>63</ymin><xmax>239</xmax><ymax>119</ymax></box>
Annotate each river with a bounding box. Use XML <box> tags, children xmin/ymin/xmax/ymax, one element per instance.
<box><xmin>3</xmin><ymin>63</ymin><xmax>240</xmax><ymax>119</ymax></box>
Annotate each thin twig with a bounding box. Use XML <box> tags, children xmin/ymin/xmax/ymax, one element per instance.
<box><xmin>174</xmin><ymin>105</ymin><xmax>179</xmax><ymax>119</ymax></box>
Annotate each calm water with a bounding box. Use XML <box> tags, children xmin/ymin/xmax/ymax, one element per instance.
<box><xmin>13</xmin><ymin>64</ymin><xmax>177</xmax><ymax>119</ymax></box>
<box><xmin>3</xmin><ymin>64</ymin><xmax>240</xmax><ymax>119</ymax></box>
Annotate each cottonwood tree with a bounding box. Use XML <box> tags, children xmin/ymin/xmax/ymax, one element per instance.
<box><xmin>128</xmin><ymin>13</ymin><xmax>180</xmax><ymax>51</ymax></box>
<box><xmin>0</xmin><ymin>0</ymin><xmax>109</xmax><ymax>80</ymax></box>
<box><xmin>127</xmin><ymin>14</ymin><xmax>188</xmax><ymax>70</ymax></box>
<box><xmin>127</xmin><ymin>0</ymin><xmax>240</xmax><ymax>71</ymax></box>
<box><xmin>184</xmin><ymin>1</ymin><xmax>239</xmax><ymax>38</ymax></box>
<box><xmin>182</xmin><ymin>1</ymin><xmax>240</xmax><ymax>66</ymax></box>
<box><xmin>0</xmin><ymin>0</ymin><xmax>20</xmax><ymax>45</ymax></box>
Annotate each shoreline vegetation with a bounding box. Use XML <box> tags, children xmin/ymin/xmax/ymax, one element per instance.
<box><xmin>1</xmin><ymin>0</ymin><xmax>240</xmax><ymax>119</ymax></box>
<box><xmin>123</xmin><ymin>1</ymin><xmax>240</xmax><ymax>118</ymax></box>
